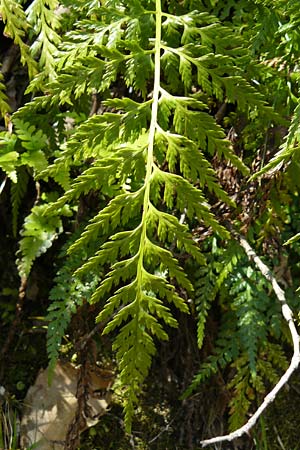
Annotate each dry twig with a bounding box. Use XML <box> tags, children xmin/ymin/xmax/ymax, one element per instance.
<box><xmin>201</xmin><ymin>230</ymin><xmax>300</xmax><ymax>447</ymax></box>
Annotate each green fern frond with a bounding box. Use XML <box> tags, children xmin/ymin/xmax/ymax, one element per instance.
<box><xmin>74</xmin><ymin>227</ymin><xmax>142</xmax><ymax>277</ymax></box>
<box><xmin>158</xmin><ymin>90</ymin><xmax>249</xmax><ymax>174</ymax></box>
<box><xmin>156</xmin><ymin>126</ymin><xmax>236</xmax><ymax>203</ymax></box>
<box><xmin>146</xmin><ymin>204</ymin><xmax>206</xmax><ymax>264</ymax></box>
<box><xmin>0</xmin><ymin>131</ymin><xmax>19</xmax><ymax>183</ymax></box>
<box><xmin>17</xmin><ymin>204</ymin><xmax>71</xmax><ymax>278</ymax></box>
<box><xmin>193</xmin><ymin>265</ymin><xmax>216</xmax><ymax>349</ymax></box>
<box><xmin>222</xmin><ymin>75</ymin><xmax>279</xmax><ymax>118</ymax></box>
<box><xmin>185</xmin><ymin>237</ymin><xmax>288</xmax><ymax>430</ymax></box>
<box><xmin>227</xmin><ymin>355</ymin><xmax>255</xmax><ymax>430</ymax></box>
<box><xmin>144</xmin><ymin>239</ymin><xmax>193</xmax><ymax>292</ymax></box>
<box><xmin>12</xmin><ymin>94</ymin><xmax>53</xmax><ymax>122</ymax></box>
<box><xmin>151</xmin><ymin>168</ymin><xmax>230</xmax><ymax>238</ymax></box>
<box><xmin>0</xmin><ymin>72</ymin><xmax>11</xmax><ymax>119</ymax></box>
<box><xmin>67</xmin><ymin>190</ymin><xmax>145</xmax><ymax>255</ymax></box>
<box><xmin>46</xmin><ymin>160</ymin><xmax>122</xmax><ymax>209</ymax></box>
<box><xmin>0</xmin><ymin>0</ymin><xmax>38</xmax><ymax>78</ymax></box>
<box><xmin>215</xmin><ymin>241</ymin><xmax>241</xmax><ymax>291</ymax></box>
<box><xmin>183</xmin><ymin>311</ymin><xmax>239</xmax><ymax>398</ymax></box>
<box><xmin>230</xmin><ymin>266</ymin><xmax>271</xmax><ymax>375</ymax></box>
<box><xmin>194</xmin><ymin>239</ymin><xmax>242</xmax><ymax>348</ymax></box>
<box><xmin>260</xmin><ymin>342</ymin><xmax>288</xmax><ymax>373</ymax></box>
<box><xmin>47</xmin><ymin>241</ymin><xmax>101</xmax><ymax>379</ymax></box>
<box><xmin>252</xmin><ymin>101</ymin><xmax>300</xmax><ymax>179</ymax></box>
<box><xmin>13</xmin><ymin>118</ymin><xmax>48</xmax><ymax>172</ymax></box>
<box><xmin>41</xmin><ymin>111</ymin><xmax>150</xmax><ymax>186</ymax></box>
<box><xmin>10</xmin><ymin>166</ymin><xmax>29</xmax><ymax>237</ymax></box>
<box><xmin>26</xmin><ymin>0</ymin><xmax>61</xmax><ymax>90</ymax></box>
<box><xmin>228</xmin><ymin>341</ymin><xmax>288</xmax><ymax>432</ymax></box>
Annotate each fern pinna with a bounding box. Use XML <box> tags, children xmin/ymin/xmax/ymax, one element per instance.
<box><xmin>1</xmin><ymin>0</ymin><xmax>282</xmax><ymax>432</ymax></box>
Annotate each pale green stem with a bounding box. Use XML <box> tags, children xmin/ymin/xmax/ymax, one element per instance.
<box><xmin>127</xmin><ymin>0</ymin><xmax>162</xmax><ymax>403</ymax></box>
<box><xmin>137</xmin><ymin>0</ymin><xmax>162</xmax><ymax>279</ymax></box>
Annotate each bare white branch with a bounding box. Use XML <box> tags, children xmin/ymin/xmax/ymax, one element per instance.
<box><xmin>201</xmin><ymin>231</ymin><xmax>300</xmax><ymax>448</ymax></box>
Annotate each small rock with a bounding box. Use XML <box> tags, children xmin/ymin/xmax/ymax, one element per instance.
<box><xmin>20</xmin><ymin>362</ymin><xmax>112</xmax><ymax>449</ymax></box>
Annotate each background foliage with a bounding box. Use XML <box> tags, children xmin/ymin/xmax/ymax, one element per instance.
<box><xmin>1</xmin><ymin>0</ymin><xmax>300</xmax><ymax>448</ymax></box>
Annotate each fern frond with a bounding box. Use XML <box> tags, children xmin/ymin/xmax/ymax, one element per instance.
<box><xmin>222</xmin><ymin>75</ymin><xmax>279</xmax><ymax>118</ymax></box>
<box><xmin>12</xmin><ymin>94</ymin><xmax>53</xmax><ymax>122</ymax></box>
<box><xmin>151</xmin><ymin>168</ymin><xmax>230</xmax><ymax>238</ymax></box>
<box><xmin>261</xmin><ymin>341</ymin><xmax>288</xmax><ymax>373</ymax></box>
<box><xmin>0</xmin><ymin>72</ymin><xmax>11</xmax><ymax>119</ymax></box>
<box><xmin>193</xmin><ymin>265</ymin><xmax>216</xmax><ymax>349</ymax></box>
<box><xmin>10</xmin><ymin>166</ymin><xmax>29</xmax><ymax>237</ymax></box>
<box><xmin>228</xmin><ymin>341</ymin><xmax>288</xmax><ymax>431</ymax></box>
<box><xmin>252</xmin><ymin>100</ymin><xmax>300</xmax><ymax>179</ymax></box>
<box><xmin>13</xmin><ymin>118</ymin><xmax>48</xmax><ymax>172</ymax></box>
<box><xmin>146</xmin><ymin>204</ymin><xmax>206</xmax><ymax>264</ymax></box>
<box><xmin>0</xmin><ymin>131</ymin><xmax>19</xmax><ymax>182</ymax></box>
<box><xmin>0</xmin><ymin>0</ymin><xmax>38</xmax><ymax>78</ymax></box>
<box><xmin>156</xmin><ymin>126</ymin><xmax>236</xmax><ymax>203</ymax></box>
<box><xmin>194</xmin><ymin>239</ymin><xmax>242</xmax><ymax>348</ymax></box>
<box><xmin>67</xmin><ymin>189</ymin><xmax>145</xmax><ymax>254</ymax></box>
<box><xmin>16</xmin><ymin>204</ymin><xmax>71</xmax><ymax>278</ymax></box>
<box><xmin>41</xmin><ymin>111</ymin><xmax>150</xmax><ymax>188</ymax></box>
<box><xmin>230</xmin><ymin>266</ymin><xmax>271</xmax><ymax>375</ymax></box>
<box><xmin>227</xmin><ymin>355</ymin><xmax>255</xmax><ymax>430</ymax></box>
<box><xmin>158</xmin><ymin>90</ymin><xmax>250</xmax><ymax>175</ymax></box>
<box><xmin>26</xmin><ymin>0</ymin><xmax>61</xmax><ymax>90</ymax></box>
<box><xmin>183</xmin><ymin>311</ymin><xmax>239</xmax><ymax>398</ymax></box>
<box><xmin>75</xmin><ymin>227</ymin><xmax>142</xmax><ymax>277</ymax></box>
<box><xmin>47</xmin><ymin>243</ymin><xmax>100</xmax><ymax>377</ymax></box>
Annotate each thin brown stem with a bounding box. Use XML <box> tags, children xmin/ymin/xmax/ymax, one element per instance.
<box><xmin>201</xmin><ymin>229</ymin><xmax>300</xmax><ymax>447</ymax></box>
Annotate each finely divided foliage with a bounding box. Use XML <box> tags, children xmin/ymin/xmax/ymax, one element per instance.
<box><xmin>46</xmin><ymin>0</ymin><xmax>235</xmax><ymax>428</ymax></box>
<box><xmin>43</xmin><ymin>1</ymin><xmax>246</xmax><ymax>428</ymax></box>
<box><xmin>1</xmin><ymin>0</ymin><xmax>299</xmax><ymax>438</ymax></box>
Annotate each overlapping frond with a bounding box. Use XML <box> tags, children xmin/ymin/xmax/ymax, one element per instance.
<box><xmin>0</xmin><ymin>72</ymin><xmax>11</xmax><ymax>119</ymax></box>
<box><xmin>16</xmin><ymin>204</ymin><xmax>71</xmax><ymax>278</ymax></box>
<box><xmin>0</xmin><ymin>0</ymin><xmax>38</xmax><ymax>78</ymax></box>
<box><xmin>26</xmin><ymin>0</ymin><xmax>61</xmax><ymax>90</ymax></box>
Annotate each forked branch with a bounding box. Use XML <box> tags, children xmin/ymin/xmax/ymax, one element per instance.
<box><xmin>201</xmin><ymin>229</ymin><xmax>300</xmax><ymax>447</ymax></box>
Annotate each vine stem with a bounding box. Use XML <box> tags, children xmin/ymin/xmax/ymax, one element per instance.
<box><xmin>201</xmin><ymin>229</ymin><xmax>300</xmax><ymax>447</ymax></box>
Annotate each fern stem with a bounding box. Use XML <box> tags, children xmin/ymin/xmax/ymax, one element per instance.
<box><xmin>138</xmin><ymin>0</ymin><xmax>162</xmax><ymax>266</ymax></box>
<box><xmin>145</xmin><ymin>0</ymin><xmax>161</xmax><ymax>186</ymax></box>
